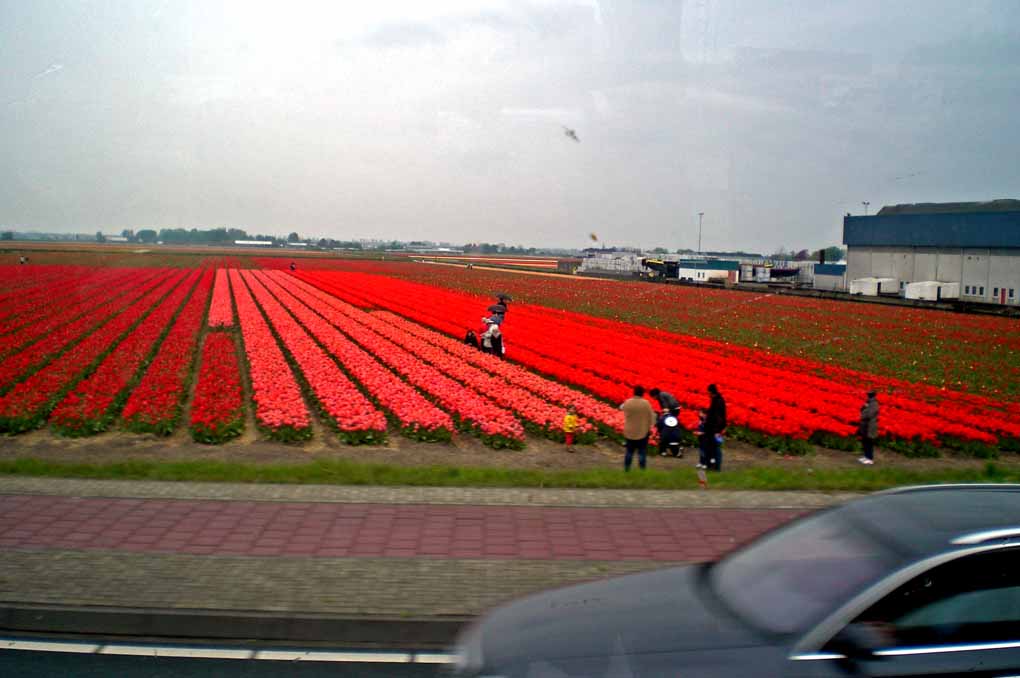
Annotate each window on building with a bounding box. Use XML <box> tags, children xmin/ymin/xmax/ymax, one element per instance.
<box><xmin>964</xmin><ymin>286</ymin><xmax>970</xmax><ymax>294</ymax></box>
<box><xmin>1010</xmin><ymin>289</ymin><xmax>1016</xmax><ymax>298</ymax></box>
<box><xmin>979</xmin><ymin>287</ymin><xmax>985</xmax><ymax>295</ymax></box>
<box><xmin>994</xmin><ymin>288</ymin><xmax>999</xmax><ymax>297</ymax></box>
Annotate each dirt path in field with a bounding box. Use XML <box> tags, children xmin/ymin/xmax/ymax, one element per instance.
<box><xmin>0</xmin><ymin>429</ymin><xmax>1012</xmax><ymax>475</ymax></box>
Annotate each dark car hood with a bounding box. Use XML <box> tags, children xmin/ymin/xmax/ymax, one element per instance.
<box><xmin>471</xmin><ymin>564</ymin><xmax>767</xmax><ymax>669</ymax></box>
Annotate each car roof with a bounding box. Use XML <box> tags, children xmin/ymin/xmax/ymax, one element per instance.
<box><xmin>843</xmin><ymin>485</ymin><xmax>1020</xmax><ymax>559</ymax></box>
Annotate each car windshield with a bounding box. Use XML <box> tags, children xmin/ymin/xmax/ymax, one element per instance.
<box><xmin>710</xmin><ymin>509</ymin><xmax>903</xmax><ymax>635</ymax></box>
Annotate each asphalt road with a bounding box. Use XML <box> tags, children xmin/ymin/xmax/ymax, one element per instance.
<box><xmin>0</xmin><ymin>650</ymin><xmax>448</xmax><ymax>676</ymax></box>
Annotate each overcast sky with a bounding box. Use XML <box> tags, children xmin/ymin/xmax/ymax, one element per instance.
<box><xmin>2</xmin><ymin>1</ymin><xmax>1019</xmax><ymax>252</ymax></box>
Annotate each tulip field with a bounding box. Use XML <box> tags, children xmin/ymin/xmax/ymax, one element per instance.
<box><xmin>0</xmin><ymin>259</ymin><xmax>1018</xmax><ymax>457</ymax></box>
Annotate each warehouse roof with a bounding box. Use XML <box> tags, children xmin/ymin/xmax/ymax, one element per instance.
<box><xmin>844</xmin><ymin>211</ymin><xmax>1020</xmax><ymax>248</ymax></box>
<box><xmin>877</xmin><ymin>199</ymin><xmax>1020</xmax><ymax>215</ymax></box>
<box><xmin>676</xmin><ymin>259</ymin><xmax>741</xmax><ymax>271</ymax></box>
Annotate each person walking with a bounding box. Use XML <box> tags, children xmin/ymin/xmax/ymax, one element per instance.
<box><xmin>858</xmin><ymin>390</ymin><xmax>879</xmax><ymax>465</ymax></box>
<box><xmin>703</xmin><ymin>384</ymin><xmax>726</xmax><ymax>471</ymax></box>
<box><xmin>562</xmin><ymin>405</ymin><xmax>579</xmax><ymax>453</ymax></box>
<box><xmin>620</xmin><ymin>386</ymin><xmax>656</xmax><ymax>471</ymax></box>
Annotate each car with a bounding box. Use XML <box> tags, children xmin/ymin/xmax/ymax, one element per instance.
<box><xmin>451</xmin><ymin>484</ymin><xmax>1020</xmax><ymax>677</ymax></box>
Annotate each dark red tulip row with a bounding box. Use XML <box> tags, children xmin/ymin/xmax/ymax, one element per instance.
<box><xmin>0</xmin><ymin>270</ymin><xmax>189</xmax><ymax>433</ymax></box>
<box><xmin>229</xmin><ymin>270</ymin><xmax>312</xmax><ymax>440</ymax></box>
<box><xmin>251</xmin><ymin>271</ymin><xmax>453</xmax><ymax>441</ymax></box>
<box><xmin>120</xmin><ymin>270</ymin><xmax>215</xmax><ymax>434</ymax></box>
<box><xmin>240</xmin><ymin>271</ymin><xmax>388</xmax><ymax>444</ymax></box>
<box><xmin>190</xmin><ymin>332</ymin><xmax>245</xmax><ymax>443</ymax></box>
<box><xmin>0</xmin><ymin>269</ymin><xmax>163</xmax><ymax>380</ymax></box>
<box><xmin>207</xmin><ymin>268</ymin><xmax>234</xmax><ymax>328</ymax></box>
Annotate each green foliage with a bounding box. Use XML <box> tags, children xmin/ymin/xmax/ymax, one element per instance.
<box><xmin>1</xmin><ymin>457</ymin><xmax>1019</xmax><ymax>492</ymax></box>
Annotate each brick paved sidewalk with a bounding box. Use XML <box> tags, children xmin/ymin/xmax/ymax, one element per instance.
<box><xmin>0</xmin><ymin>478</ymin><xmax>848</xmax><ymax>642</ymax></box>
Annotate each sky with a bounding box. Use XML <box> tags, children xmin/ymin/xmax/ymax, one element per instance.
<box><xmin>2</xmin><ymin>0</ymin><xmax>1019</xmax><ymax>252</ymax></box>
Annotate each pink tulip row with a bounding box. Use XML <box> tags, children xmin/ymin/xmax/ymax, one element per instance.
<box><xmin>229</xmin><ymin>269</ymin><xmax>312</xmax><ymax>440</ymax></box>
<box><xmin>207</xmin><ymin>268</ymin><xmax>234</xmax><ymax>328</ymax></box>
<box><xmin>240</xmin><ymin>271</ymin><xmax>387</xmax><ymax>444</ymax></box>
<box><xmin>251</xmin><ymin>271</ymin><xmax>453</xmax><ymax>441</ymax></box>
<box><xmin>267</xmin><ymin>272</ymin><xmax>524</xmax><ymax>448</ymax></box>
<box><xmin>282</xmin><ymin>273</ymin><xmax>595</xmax><ymax>442</ymax></box>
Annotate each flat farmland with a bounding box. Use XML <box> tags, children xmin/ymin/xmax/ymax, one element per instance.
<box><xmin>1</xmin><ymin>252</ymin><xmax>1018</xmax><ymax>466</ymax></box>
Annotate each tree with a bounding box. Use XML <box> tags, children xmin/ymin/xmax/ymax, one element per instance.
<box><xmin>287</xmin><ymin>232</ymin><xmax>300</xmax><ymax>243</ymax></box>
<box><xmin>651</xmin><ymin>247</ymin><xmax>668</xmax><ymax>254</ymax></box>
<box><xmin>794</xmin><ymin>249</ymin><xmax>810</xmax><ymax>261</ymax></box>
<box><xmin>136</xmin><ymin>229</ymin><xmax>158</xmax><ymax>243</ymax></box>
<box><xmin>1</xmin><ymin>231</ymin><xmax>13</xmax><ymax>241</ymax></box>
<box><xmin>95</xmin><ymin>231</ymin><xmax>105</xmax><ymax>243</ymax></box>
<box><xmin>121</xmin><ymin>229</ymin><xmax>135</xmax><ymax>241</ymax></box>
<box><xmin>824</xmin><ymin>246</ymin><xmax>846</xmax><ymax>262</ymax></box>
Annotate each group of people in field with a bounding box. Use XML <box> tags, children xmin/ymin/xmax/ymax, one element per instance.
<box><xmin>613</xmin><ymin>384</ymin><xmax>728</xmax><ymax>472</ymax></box>
<box><xmin>462</xmin><ymin>291</ymin><xmax>881</xmax><ymax>471</ymax></box>
<box><xmin>463</xmin><ymin>293</ymin><xmax>509</xmax><ymax>358</ymax></box>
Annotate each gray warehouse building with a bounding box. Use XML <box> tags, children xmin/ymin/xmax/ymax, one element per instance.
<box><xmin>843</xmin><ymin>200</ymin><xmax>1020</xmax><ymax>305</ymax></box>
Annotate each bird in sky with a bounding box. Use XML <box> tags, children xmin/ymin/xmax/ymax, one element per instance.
<box><xmin>563</xmin><ymin>126</ymin><xmax>580</xmax><ymax>143</ymax></box>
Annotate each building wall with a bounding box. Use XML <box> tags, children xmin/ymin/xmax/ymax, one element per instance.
<box><xmin>814</xmin><ymin>274</ymin><xmax>846</xmax><ymax>291</ymax></box>
<box><xmin>846</xmin><ymin>246</ymin><xmax>1020</xmax><ymax>304</ymax></box>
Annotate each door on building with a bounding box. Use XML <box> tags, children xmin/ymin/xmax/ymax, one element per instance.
<box><xmin>1002</xmin><ymin>288</ymin><xmax>1007</xmax><ymax>305</ymax></box>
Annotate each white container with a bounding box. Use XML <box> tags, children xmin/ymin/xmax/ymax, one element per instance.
<box><xmin>850</xmin><ymin>278</ymin><xmax>879</xmax><ymax>296</ymax></box>
<box><xmin>938</xmin><ymin>282</ymin><xmax>960</xmax><ymax>299</ymax></box>
<box><xmin>873</xmin><ymin>277</ymin><xmax>900</xmax><ymax>295</ymax></box>
<box><xmin>905</xmin><ymin>281</ymin><xmax>940</xmax><ymax>300</ymax></box>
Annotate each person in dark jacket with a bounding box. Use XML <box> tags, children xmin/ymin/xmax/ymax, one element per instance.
<box><xmin>858</xmin><ymin>391</ymin><xmax>879</xmax><ymax>465</ymax></box>
<box><xmin>648</xmin><ymin>388</ymin><xmax>680</xmax><ymax>415</ymax></box>
<box><xmin>702</xmin><ymin>384</ymin><xmax>726</xmax><ymax>471</ymax></box>
<box><xmin>464</xmin><ymin>329</ymin><xmax>479</xmax><ymax>349</ymax></box>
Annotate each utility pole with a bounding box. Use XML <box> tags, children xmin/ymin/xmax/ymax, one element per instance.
<box><xmin>862</xmin><ymin>201</ymin><xmax>870</xmax><ymax>216</ymax></box>
<box><xmin>697</xmin><ymin>212</ymin><xmax>704</xmax><ymax>254</ymax></box>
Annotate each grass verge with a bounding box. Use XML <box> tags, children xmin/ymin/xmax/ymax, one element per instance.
<box><xmin>1</xmin><ymin>457</ymin><xmax>1019</xmax><ymax>492</ymax></box>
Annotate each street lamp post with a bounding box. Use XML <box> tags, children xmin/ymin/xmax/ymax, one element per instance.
<box><xmin>697</xmin><ymin>212</ymin><xmax>704</xmax><ymax>254</ymax></box>
<box><xmin>862</xmin><ymin>201</ymin><xmax>870</xmax><ymax>216</ymax></box>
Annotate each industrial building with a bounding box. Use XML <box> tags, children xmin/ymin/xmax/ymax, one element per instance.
<box><xmin>844</xmin><ymin>201</ymin><xmax>1020</xmax><ymax>305</ymax></box>
<box><xmin>813</xmin><ymin>263</ymin><xmax>846</xmax><ymax>291</ymax></box>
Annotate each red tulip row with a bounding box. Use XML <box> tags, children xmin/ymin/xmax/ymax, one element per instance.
<box><xmin>0</xmin><ymin>270</ymin><xmax>189</xmax><ymax>433</ymax></box>
<box><xmin>121</xmin><ymin>270</ymin><xmax>215</xmax><ymax>434</ymax></box>
<box><xmin>278</xmin><ymin>272</ymin><xmax>599</xmax><ymax>443</ymax></box>
<box><xmin>240</xmin><ymin>271</ymin><xmax>387</xmax><ymax>444</ymax></box>
<box><xmin>301</xmin><ymin>271</ymin><xmax>1016</xmax><ymax>450</ymax></box>
<box><xmin>0</xmin><ymin>267</ymin><xmax>99</xmax><ymax>329</ymax></box>
<box><xmin>268</xmin><ymin>272</ymin><xmax>524</xmax><ymax>448</ymax></box>
<box><xmin>267</xmin><ymin>272</ymin><xmax>541</xmax><ymax>447</ymax></box>
<box><xmin>371</xmin><ymin>310</ymin><xmax>624</xmax><ymax>436</ymax></box>
<box><xmin>207</xmin><ymin>268</ymin><xmax>234</xmax><ymax>328</ymax></box>
<box><xmin>229</xmin><ymin>270</ymin><xmax>312</xmax><ymax>441</ymax></box>
<box><xmin>190</xmin><ymin>332</ymin><xmax>244</xmax><ymax>443</ymax></box>
<box><xmin>250</xmin><ymin>272</ymin><xmax>453</xmax><ymax>441</ymax></box>
<box><xmin>0</xmin><ymin>268</ymin><xmax>162</xmax><ymax>368</ymax></box>
<box><xmin>48</xmin><ymin>271</ymin><xmax>201</xmax><ymax>436</ymax></box>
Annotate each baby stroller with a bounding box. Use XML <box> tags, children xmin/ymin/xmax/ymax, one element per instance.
<box><xmin>658</xmin><ymin>412</ymin><xmax>683</xmax><ymax>458</ymax></box>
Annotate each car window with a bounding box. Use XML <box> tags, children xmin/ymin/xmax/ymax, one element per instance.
<box><xmin>711</xmin><ymin>510</ymin><xmax>900</xmax><ymax>635</ymax></box>
<box><xmin>851</xmin><ymin>548</ymin><xmax>1020</xmax><ymax>648</ymax></box>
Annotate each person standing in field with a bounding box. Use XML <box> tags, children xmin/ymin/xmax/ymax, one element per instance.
<box><xmin>562</xmin><ymin>405</ymin><xmax>578</xmax><ymax>453</ymax></box>
<box><xmin>703</xmin><ymin>384</ymin><xmax>727</xmax><ymax>471</ymax></box>
<box><xmin>464</xmin><ymin>329</ymin><xmax>480</xmax><ymax>349</ymax></box>
<box><xmin>858</xmin><ymin>390</ymin><xmax>879</xmax><ymax>465</ymax></box>
<box><xmin>620</xmin><ymin>385</ymin><xmax>656</xmax><ymax>471</ymax></box>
